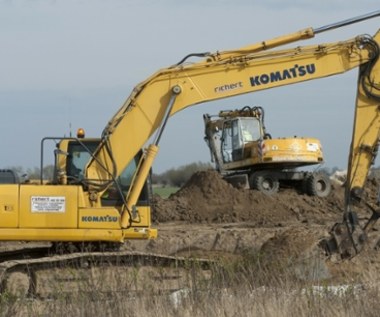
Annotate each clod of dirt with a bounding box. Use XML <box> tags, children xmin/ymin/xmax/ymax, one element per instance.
<box><xmin>259</xmin><ymin>227</ymin><xmax>331</xmax><ymax>281</ymax></box>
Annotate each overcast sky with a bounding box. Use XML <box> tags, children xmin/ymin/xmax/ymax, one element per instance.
<box><xmin>1</xmin><ymin>1</ymin><xmax>379</xmax><ymax>173</ymax></box>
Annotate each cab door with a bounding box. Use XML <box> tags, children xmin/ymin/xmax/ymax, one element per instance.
<box><xmin>221</xmin><ymin>119</ymin><xmax>244</xmax><ymax>162</ymax></box>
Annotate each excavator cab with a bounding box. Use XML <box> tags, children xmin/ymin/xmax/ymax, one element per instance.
<box><xmin>65</xmin><ymin>140</ymin><xmax>99</xmax><ymax>183</ymax></box>
<box><xmin>53</xmin><ymin>137</ymin><xmax>151</xmax><ymax>210</ymax></box>
<box><xmin>52</xmin><ymin>137</ymin><xmax>98</xmax><ymax>185</ymax></box>
<box><xmin>221</xmin><ymin>116</ymin><xmax>263</xmax><ymax>163</ymax></box>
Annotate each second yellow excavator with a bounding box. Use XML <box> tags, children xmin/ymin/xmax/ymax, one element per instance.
<box><xmin>203</xmin><ymin>105</ymin><xmax>331</xmax><ymax>196</ymax></box>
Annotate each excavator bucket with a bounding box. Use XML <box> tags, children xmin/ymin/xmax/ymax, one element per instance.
<box><xmin>322</xmin><ymin>209</ymin><xmax>380</xmax><ymax>259</ymax></box>
<box><xmin>322</xmin><ymin>218</ymin><xmax>366</xmax><ymax>259</ymax></box>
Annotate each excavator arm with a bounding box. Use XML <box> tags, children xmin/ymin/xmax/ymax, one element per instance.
<box><xmin>80</xmin><ymin>12</ymin><xmax>380</xmax><ymax>257</ymax></box>
<box><xmin>324</xmin><ymin>34</ymin><xmax>380</xmax><ymax>258</ymax></box>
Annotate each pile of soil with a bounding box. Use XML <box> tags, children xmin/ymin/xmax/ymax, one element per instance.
<box><xmin>152</xmin><ymin>170</ymin><xmax>346</xmax><ymax>226</ymax></box>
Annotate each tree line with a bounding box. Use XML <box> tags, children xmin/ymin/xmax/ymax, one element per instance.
<box><xmin>5</xmin><ymin>165</ymin><xmax>55</xmax><ymax>181</ymax></box>
<box><xmin>152</xmin><ymin>162</ymin><xmax>213</xmax><ymax>187</ymax></box>
<box><xmin>6</xmin><ymin>162</ymin><xmax>213</xmax><ymax>187</ymax></box>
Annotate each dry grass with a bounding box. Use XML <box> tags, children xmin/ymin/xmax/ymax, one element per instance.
<box><xmin>1</xmin><ymin>253</ymin><xmax>380</xmax><ymax>317</ymax></box>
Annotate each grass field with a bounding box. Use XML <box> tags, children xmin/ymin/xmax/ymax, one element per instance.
<box><xmin>153</xmin><ymin>186</ymin><xmax>179</xmax><ymax>198</ymax></box>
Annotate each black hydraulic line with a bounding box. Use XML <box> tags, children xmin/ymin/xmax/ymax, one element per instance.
<box><xmin>153</xmin><ymin>85</ymin><xmax>182</xmax><ymax>145</ymax></box>
<box><xmin>314</xmin><ymin>10</ymin><xmax>380</xmax><ymax>34</ymax></box>
<box><xmin>360</xmin><ymin>37</ymin><xmax>380</xmax><ymax>102</ymax></box>
<box><xmin>175</xmin><ymin>52</ymin><xmax>211</xmax><ymax>66</ymax></box>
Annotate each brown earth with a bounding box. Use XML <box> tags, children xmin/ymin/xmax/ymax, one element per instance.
<box><xmin>127</xmin><ymin>170</ymin><xmax>380</xmax><ymax>285</ymax></box>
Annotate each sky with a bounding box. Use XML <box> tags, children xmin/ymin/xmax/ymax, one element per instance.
<box><xmin>0</xmin><ymin>0</ymin><xmax>379</xmax><ymax>173</ymax></box>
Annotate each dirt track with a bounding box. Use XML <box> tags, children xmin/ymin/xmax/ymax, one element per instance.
<box><xmin>127</xmin><ymin>170</ymin><xmax>380</xmax><ymax>285</ymax></box>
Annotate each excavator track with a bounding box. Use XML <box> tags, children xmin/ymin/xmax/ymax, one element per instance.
<box><xmin>0</xmin><ymin>246</ymin><xmax>216</xmax><ymax>299</ymax></box>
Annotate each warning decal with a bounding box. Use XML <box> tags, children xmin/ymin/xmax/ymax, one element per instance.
<box><xmin>31</xmin><ymin>196</ymin><xmax>66</xmax><ymax>213</ymax></box>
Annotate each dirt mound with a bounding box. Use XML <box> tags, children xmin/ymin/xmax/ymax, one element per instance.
<box><xmin>152</xmin><ymin>170</ymin><xmax>344</xmax><ymax>226</ymax></box>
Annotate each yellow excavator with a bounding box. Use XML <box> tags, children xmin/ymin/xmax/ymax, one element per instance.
<box><xmin>203</xmin><ymin>105</ymin><xmax>331</xmax><ymax>196</ymax></box>
<box><xmin>1</xmin><ymin>11</ymin><xmax>380</xmax><ymax>260</ymax></box>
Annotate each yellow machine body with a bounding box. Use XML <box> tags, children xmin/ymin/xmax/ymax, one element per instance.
<box><xmin>224</xmin><ymin>137</ymin><xmax>323</xmax><ymax>170</ymax></box>
<box><xmin>0</xmin><ymin>183</ymin><xmax>156</xmax><ymax>241</ymax></box>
